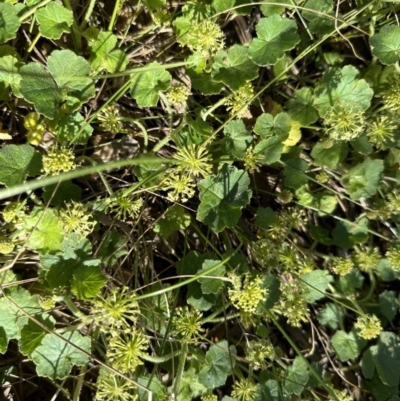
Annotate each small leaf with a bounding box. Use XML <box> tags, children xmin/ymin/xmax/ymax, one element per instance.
<box><xmin>249</xmin><ymin>15</ymin><xmax>300</xmax><ymax>66</ymax></box>
<box><xmin>20</xmin><ymin>63</ymin><xmax>59</xmax><ymax>119</ymax></box>
<box><xmin>42</xmin><ymin>180</ymin><xmax>82</xmax><ymax>206</ymax></box>
<box><xmin>197</xmin><ymin>165</ymin><xmax>252</xmax><ymax>233</ymax></box>
<box><xmin>36</xmin><ymin>2</ymin><xmax>73</xmax><ymax>39</ymax></box>
<box><xmin>153</xmin><ymin>204</ymin><xmax>191</xmax><ymax>238</ymax></box>
<box><xmin>311</xmin><ymin>141</ymin><xmax>348</xmax><ymax>169</ymax></box>
<box><xmin>255</xmin><ymin>207</ymin><xmax>277</xmax><ymax>229</ymax></box>
<box><xmin>130</xmin><ymin>62</ymin><xmax>171</xmax><ymax>106</ymax></box>
<box><xmin>0</xmin><ymin>3</ymin><xmax>20</xmax><ymax>44</ymax></box>
<box><xmin>0</xmin><ymin>55</ymin><xmax>22</xmax><ymax>88</ymax></box>
<box><xmin>337</xmin><ymin>269</ymin><xmax>364</xmax><ymax>294</ymax></box>
<box><xmin>313</xmin><ymin>66</ymin><xmax>373</xmax><ymax>115</ymax></box>
<box><xmin>283</xmin><ymin>158</ymin><xmax>309</xmax><ymax>189</ymax></box>
<box><xmin>198</xmin><ymin>259</ymin><xmax>225</xmax><ymax>294</ymax></box>
<box><xmin>90</xmin><ymin>31</ymin><xmax>128</xmax><ymax>73</ymax></box>
<box><xmin>286</xmin><ymin>87</ymin><xmax>319</xmax><ymax>126</ymax></box>
<box><xmin>49</xmin><ymin>112</ymin><xmax>93</xmax><ymax>145</ymax></box>
<box><xmin>71</xmin><ymin>263</ymin><xmax>106</xmax><ymax>299</ymax></box>
<box><xmin>23</xmin><ymin>208</ymin><xmax>64</xmax><ymax>254</ymax></box>
<box><xmin>198</xmin><ymin>340</ymin><xmax>236</xmax><ymax>388</ymax></box>
<box><xmin>370</xmin><ymin>25</ymin><xmax>400</xmax><ymax>65</ymax></box>
<box><xmin>301</xmin><ymin>269</ymin><xmax>333</xmax><ymax>302</ymax></box>
<box><xmin>222</xmin><ymin>119</ymin><xmax>253</xmax><ymax>159</ymax></box>
<box><xmin>284</xmin><ymin>356</ymin><xmax>309</xmax><ymax>395</ymax></box>
<box><xmin>0</xmin><ymin>144</ymin><xmax>42</xmax><ymax>187</ymax></box>
<box><xmin>254</xmin><ymin>112</ymin><xmax>291</xmax><ymax>139</ymax></box>
<box><xmin>254</xmin><ymin>137</ymin><xmax>284</xmax><ymax>164</ymax></box>
<box><xmin>317</xmin><ymin>302</ymin><xmax>344</xmax><ymax>330</ymax></box>
<box><xmin>212</xmin><ymin>45</ymin><xmax>259</xmax><ymax>91</ymax></box>
<box><xmin>331</xmin><ymin>329</ymin><xmax>366</xmax><ymax>362</ymax></box>
<box><xmin>379</xmin><ymin>290</ymin><xmax>399</xmax><ymax>321</ymax></box>
<box><xmin>332</xmin><ymin>218</ymin><xmax>369</xmax><ymax>248</ymax></box>
<box><xmin>213</xmin><ymin>0</ymin><xmax>235</xmax><ymax>13</ymax></box>
<box><xmin>31</xmin><ymin>331</ymin><xmax>91</xmax><ymax>380</ymax></box>
<box><xmin>342</xmin><ymin>158</ymin><xmax>384</xmax><ymax>200</ymax></box>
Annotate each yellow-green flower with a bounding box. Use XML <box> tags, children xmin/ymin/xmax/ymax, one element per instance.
<box><xmin>226</xmin><ymin>82</ymin><xmax>254</xmax><ymax>118</ymax></box>
<box><xmin>354</xmin><ymin>314</ymin><xmax>382</xmax><ymax>340</ymax></box>
<box><xmin>172</xmin><ymin>306</ymin><xmax>205</xmax><ymax>343</ymax></box>
<box><xmin>166</xmin><ymin>83</ymin><xmax>190</xmax><ymax>106</ymax></box>
<box><xmin>42</xmin><ymin>146</ymin><xmax>76</xmax><ymax>175</ymax></box>
<box><xmin>59</xmin><ymin>201</ymin><xmax>95</xmax><ymax>237</ymax></box>
<box><xmin>332</xmin><ymin>257</ymin><xmax>354</xmax><ymax>276</ymax></box>
<box><xmin>0</xmin><ymin>238</ymin><xmax>14</xmax><ymax>254</ymax></box>
<box><xmin>231</xmin><ymin>378</ymin><xmax>258</xmax><ymax>401</ymax></box>
<box><xmin>174</xmin><ymin>144</ymin><xmax>212</xmax><ymax>178</ymax></box>
<box><xmin>228</xmin><ymin>273</ymin><xmax>267</xmax><ymax>314</ymax></box>
<box><xmin>95</xmin><ymin>368</ymin><xmax>137</xmax><ymax>401</ymax></box>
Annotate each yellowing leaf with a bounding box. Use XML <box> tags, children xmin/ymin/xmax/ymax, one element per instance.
<box><xmin>282</xmin><ymin>121</ymin><xmax>302</xmax><ymax>148</ymax></box>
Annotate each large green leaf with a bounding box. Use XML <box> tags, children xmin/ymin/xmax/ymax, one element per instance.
<box><xmin>197</xmin><ymin>165</ymin><xmax>252</xmax><ymax>233</ymax></box>
<box><xmin>332</xmin><ymin>329</ymin><xmax>366</xmax><ymax>362</ymax></box>
<box><xmin>254</xmin><ymin>112</ymin><xmax>291</xmax><ymax>139</ymax></box>
<box><xmin>198</xmin><ymin>259</ymin><xmax>225</xmax><ymax>294</ymax></box>
<box><xmin>301</xmin><ymin>269</ymin><xmax>333</xmax><ymax>302</ymax></box>
<box><xmin>71</xmin><ymin>264</ymin><xmax>106</xmax><ymax>299</ymax></box>
<box><xmin>313</xmin><ymin>65</ymin><xmax>373</xmax><ymax>115</ymax></box>
<box><xmin>0</xmin><ymin>144</ymin><xmax>42</xmax><ymax>187</ymax></box>
<box><xmin>153</xmin><ymin>204</ymin><xmax>191</xmax><ymax>238</ymax></box>
<box><xmin>23</xmin><ymin>208</ymin><xmax>64</xmax><ymax>254</ymax></box>
<box><xmin>284</xmin><ymin>356</ymin><xmax>309</xmax><ymax>395</ymax></box>
<box><xmin>198</xmin><ymin>340</ymin><xmax>236</xmax><ymax>388</ymax></box>
<box><xmin>19</xmin><ymin>315</ymin><xmax>55</xmax><ymax>356</ymax></box>
<box><xmin>249</xmin><ymin>15</ymin><xmax>300</xmax><ymax>66</ymax></box>
<box><xmin>222</xmin><ymin>119</ymin><xmax>253</xmax><ymax>159</ymax></box>
<box><xmin>130</xmin><ymin>62</ymin><xmax>171</xmax><ymax>106</ymax></box>
<box><xmin>286</xmin><ymin>87</ymin><xmax>319</xmax><ymax>126</ymax></box>
<box><xmin>31</xmin><ymin>331</ymin><xmax>90</xmax><ymax>380</ymax></box>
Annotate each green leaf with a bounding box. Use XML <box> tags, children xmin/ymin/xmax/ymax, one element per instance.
<box><xmin>90</xmin><ymin>31</ymin><xmax>128</xmax><ymax>73</ymax></box>
<box><xmin>260</xmin><ymin>0</ymin><xmax>288</xmax><ymax>16</ymax></box>
<box><xmin>198</xmin><ymin>259</ymin><xmax>225</xmax><ymax>294</ymax></box>
<box><xmin>331</xmin><ymin>329</ymin><xmax>366</xmax><ymax>362</ymax></box>
<box><xmin>337</xmin><ymin>268</ymin><xmax>364</xmax><ymax>294</ymax></box>
<box><xmin>332</xmin><ymin>218</ymin><xmax>369</xmax><ymax>248</ymax></box>
<box><xmin>0</xmin><ymin>3</ymin><xmax>20</xmax><ymax>44</ymax></box>
<box><xmin>313</xmin><ymin>65</ymin><xmax>373</xmax><ymax>115</ymax></box>
<box><xmin>368</xmin><ymin>332</ymin><xmax>400</xmax><ymax>386</ymax></box>
<box><xmin>31</xmin><ymin>331</ymin><xmax>90</xmax><ymax>380</ymax></box>
<box><xmin>254</xmin><ymin>112</ymin><xmax>291</xmax><ymax>139</ymax></box>
<box><xmin>144</xmin><ymin>0</ymin><xmax>166</xmax><ymax>8</ymax></box>
<box><xmin>198</xmin><ymin>340</ymin><xmax>236</xmax><ymax>388</ymax></box>
<box><xmin>19</xmin><ymin>315</ymin><xmax>55</xmax><ymax>356</ymax></box>
<box><xmin>309</xmin><ymin>225</ymin><xmax>333</xmax><ymax>245</ymax></box>
<box><xmin>42</xmin><ymin>180</ymin><xmax>82</xmax><ymax>206</ymax></box>
<box><xmin>249</xmin><ymin>15</ymin><xmax>300</xmax><ymax>66</ymax></box>
<box><xmin>213</xmin><ymin>0</ymin><xmax>235</xmax><ymax>13</ymax></box>
<box><xmin>311</xmin><ymin>141</ymin><xmax>348</xmax><ymax>169</ymax></box>
<box><xmin>153</xmin><ymin>204</ymin><xmax>191</xmax><ymax>238</ymax></box>
<box><xmin>19</xmin><ymin>63</ymin><xmax>59</xmax><ymax>119</ymax></box>
<box><xmin>176</xmin><ymin>367</ymin><xmax>207</xmax><ymax>401</ymax></box>
<box><xmin>186</xmin><ymin>66</ymin><xmax>224</xmax><ymax>95</ymax></box>
<box><xmin>212</xmin><ymin>45</ymin><xmax>259</xmax><ymax>91</ymax></box>
<box><xmin>286</xmin><ymin>88</ymin><xmax>319</xmax><ymax>126</ymax></box>
<box><xmin>342</xmin><ymin>158</ymin><xmax>384</xmax><ymax>200</ymax></box>
<box><xmin>71</xmin><ymin>264</ymin><xmax>106</xmax><ymax>299</ymax></box>
<box><xmin>370</xmin><ymin>25</ymin><xmax>400</xmax><ymax>65</ymax></box>
<box><xmin>222</xmin><ymin>119</ymin><xmax>253</xmax><ymax>159</ymax></box>
<box><xmin>255</xmin><ymin>207</ymin><xmax>277</xmax><ymax>229</ymax></box>
<box><xmin>197</xmin><ymin>165</ymin><xmax>252</xmax><ymax>233</ymax></box>
<box><xmin>40</xmin><ymin>234</ymin><xmax>95</xmax><ymax>288</ymax></box>
<box><xmin>379</xmin><ymin>291</ymin><xmax>398</xmax><ymax>321</ymax></box>
<box><xmin>284</xmin><ymin>356</ymin><xmax>309</xmax><ymax>395</ymax></box>
<box><xmin>36</xmin><ymin>2</ymin><xmax>73</xmax><ymax>39</ymax></box>
<box><xmin>23</xmin><ymin>208</ymin><xmax>64</xmax><ymax>254</ymax></box>
<box><xmin>301</xmin><ymin>269</ymin><xmax>333</xmax><ymax>302</ymax></box>
<box><xmin>317</xmin><ymin>302</ymin><xmax>344</xmax><ymax>330</ymax></box>
<box><xmin>49</xmin><ymin>112</ymin><xmax>93</xmax><ymax>145</ymax></box>
<box><xmin>130</xmin><ymin>62</ymin><xmax>171</xmax><ymax>106</ymax></box>
<box><xmin>0</xmin><ymin>144</ymin><xmax>42</xmax><ymax>187</ymax></box>
<box><xmin>47</xmin><ymin>49</ymin><xmax>95</xmax><ymax>109</ymax></box>
<box><xmin>0</xmin><ymin>55</ymin><xmax>21</xmax><ymax>88</ymax></box>
<box><xmin>283</xmin><ymin>157</ymin><xmax>309</xmax><ymax>189</ymax></box>
<box><xmin>264</xmin><ymin>273</ymin><xmax>281</xmax><ymax>309</ymax></box>
<box><xmin>254</xmin><ymin>137</ymin><xmax>284</xmax><ymax>164</ymax></box>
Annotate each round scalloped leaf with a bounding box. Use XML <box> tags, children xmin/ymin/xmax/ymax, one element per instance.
<box><xmin>0</xmin><ymin>3</ymin><xmax>20</xmax><ymax>44</ymax></box>
<box><xmin>370</xmin><ymin>25</ymin><xmax>400</xmax><ymax>65</ymax></box>
<box><xmin>313</xmin><ymin>65</ymin><xmax>373</xmax><ymax>115</ymax></box>
<box><xmin>31</xmin><ymin>331</ymin><xmax>90</xmax><ymax>380</ymax></box>
<box><xmin>212</xmin><ymin>45</ymin><xmax>259</xmax><ymax>91</ymax></box>
<box><xmin>36</xmin><ymin>2</ymin><xmax>73</xmax><ymax>40</ymax></box>
<box><xmin>249</xmin><ymin>15</ymin><xmax>300</xmax><ymax>66</ymax></box>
